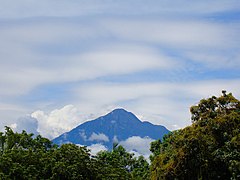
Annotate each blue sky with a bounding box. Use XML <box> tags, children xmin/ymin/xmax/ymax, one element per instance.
<box><xmin>0</xmin><ymin>0</ymin><xmax>240</xmax><ymax>140</ymax></box>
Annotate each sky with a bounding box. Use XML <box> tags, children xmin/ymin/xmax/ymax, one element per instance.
<box><xmin>0</xmin><ymin>0</ymin><xmax>240</xmax><ymax>142</ymax></box>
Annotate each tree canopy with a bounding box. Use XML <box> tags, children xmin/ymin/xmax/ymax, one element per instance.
<box><xmin>150</xmin><ymin>92</ymin><xmax>240</xmax><ymax>179</ymax></box>
<box><xmin>95</xmin><ymin>143</ymin><xmax>150</xmax><ymax>179</ymax></box>
<box><xmin>0</xmin><ymin>127</ymin><xmax>149</xmax><ymax>180</ymax></box>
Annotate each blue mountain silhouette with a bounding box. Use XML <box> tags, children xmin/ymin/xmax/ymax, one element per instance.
<box><xmin>53</xmin><ymin>109</ymin><xmax>170</xmax><ymax>150</ymax></box>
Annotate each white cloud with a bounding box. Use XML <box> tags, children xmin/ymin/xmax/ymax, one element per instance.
<box><xmin>31</xmin><ymin>105</ymin><xmax>86</xmax><ymax>139</ymax></box>
<box><xmin>9</xmin><ymin>123</ymin><xmax>17</xmax><ymax>130</ymax></box>
<box><xmin>0</xmin><ymin>19</ymin><xmax>176</xmax><ymax>97</ymax></box>
<box><xmin>88</xmin><ymin>143</ymin><xmax>108</xmax><ymax>155</ymax></box>
<box><xmin>0</xmin><ymin>1</ymin><xmax>239</xmax><ymax>18</ymax></box>
<box><xmin>74</xmin><ymin>82</ymin><xmax>173</xmax><ymax>105</ymax></box>
<box><xmin>0</xmin><ymin>9</ymin><xmax>238</xmax><ymax>99</ymax></box>
<box><xmin>119</xmin><ymin>136</ymin><xmax>154</xmax><ymax>156</ymax></box>
<box><xmin>185</xmin><ymin>49</ymin><xmax>240</xmax><ymax>69</ymax></box>
<box><xmin>103</xmin><ymin>19</ymin><xmax>229</xmax><ymax>48</ymax></box>
<box><xmin>88</xmin><ymin>132</ymin><xmax>109</xmax><ymax>142</ymax></box>
<box><xmin>79</xmin><ymin>46</ymin><xmax>175</xmax><ymax>72</ymax></box>
<box><xmin>0</xmin><ymin>103</ymin><xmax>30</xmax><ymax>132</ymax></box>
<box><xmin>15</xmin><ymin>116</ymin><xmax>39</xmax><ymax>135</ymax></box>
<box><xmin>0</xmin><ymin>115</ymin><xmax>38</xmax><ymax>136</ymax></box>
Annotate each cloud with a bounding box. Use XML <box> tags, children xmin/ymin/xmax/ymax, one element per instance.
<box><xmin>103</xmin><ymin>19</ymin><xmax>231</xmax><ymax>48</ymax></box>
<box><xmin>31</xmin><ymin>105</ymin><xmax>86</xmax><ymax>139</ymax></box>
<box><xmin>0</xmin><ymin>115</ymin><xmax>38</xmax><ymax>137</ymax></box>
<box><xmin>74</xmin><ymin>82</ymin><xmax>173</xmax><ymax>105</ymax></box>
<box><xmin>119</xmin><ymin>136</ymin><xmax>154</xmax><ymax>156</ymax></box>
<box><xmin>0</xmin><ymin>0</ymin><xmax>239</xmax><ymax>18</ymax></box>
<box><xmin>79</xmin><ymin>45</ymin><xmax>175</xmax><ymax>72</ymax></box>
<box><xmin>76</xmin><ymin>143</ymin><xmax>108</xmax><ymax>155</ymax></box>
<box><xmin>0</xmin><ymin>103</ymin><xmax>31</xmax><ymax>132</ymax></box>
<box><xmin>185</xmin><ymin>49</ymin><xmax>240</xmax><ymax>69</ymax></box>
<box><xmin>0</xmin><ymin>6</ymin><xmax>238</xmax><ymax>100</ymax></box>
<box><xmin>88</xmin><ymin>132</ymin><xmax>109</xmax><ymax>142</ymax></box>
<box><xmin>14</xmin><ymin>116</ymin><xmax>39</xmax><ymax>135</ymax></box>
<box><xmin>0</xmin><ymin>18</ymin><xmax>177</xmax><ymax>97</ymax></box>
<box><xmin>88</xmin><ymin>143</ymin><xmax>108</xmax><ymax>155</ymax></box>
<box><xmin>79</xmin><ymin>130</ymin><xmax>87</xmax><ymax>141</ymax></box>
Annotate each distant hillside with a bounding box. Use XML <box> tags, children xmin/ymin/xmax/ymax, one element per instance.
<box><xmin>53</xmin><ymin>109</ymin><xmax>170</xmax><ymax>150</ymax></box>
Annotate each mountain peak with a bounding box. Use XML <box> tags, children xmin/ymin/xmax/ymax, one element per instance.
<box><xmin>105</xmin><ymin>108</ymin><xmax>140</xmax><ymax>124</ymax></box>
<box><xmin>53</xmin><ymin>109</ymin><xmax>170</xmax><ymax>150</ymax></box>
<box><xmin>111</xmin><ymin>108</ymin><xmax>129</xmax><ymax>114</ymax></box>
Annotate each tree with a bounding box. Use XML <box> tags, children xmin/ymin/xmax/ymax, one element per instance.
<box><xmin>0</xmin><ymin>127</ymin><xmax>150</xmax><ymax>179</ymax></box>
<box><xmin>150</xmin><ymin>139</ymin><xmax>162</xmax><ymax>162</ymax></box>
<box><xmin>150</xmin><ymin>92</ymin><xmax>240</xmax><ymax>180</ymax></box>
<box><xmin>50</xmin><ymin>144</ymin><xmax>94</xmax><ymax>180</ymax></box>
<box><xmin>0</xmin><ymin>128</ymin><xmax>95</xmax><ymax>179</ymax></box>
<box><xmin>95</xmin><ymin>144</ymin><xmax>150</xmax><ymax>180</ymax></box>
<box><xmin>190</xmin><ymin>91</ymin><xmax>240</xmax><ymax>123</ymax></box>
<box><xmin>131</xmin><ymin>155</ymin><xmax>150</xmax><ymax>180</ymax></box>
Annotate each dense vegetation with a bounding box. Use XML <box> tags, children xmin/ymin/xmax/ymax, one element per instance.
<box><xmin>0</xmin><ymin>92</ymin><xmax>239</xmax><ymax>179</ymax></box>
<box><xmin>150</xmin><ymin>92</ymin><xmax>240</xmax><ymax>179</ymax></box>
<box><xmin>0</xmin><ymin>127</ymin><xmax>149</xmax><ymax>179</ymax></box>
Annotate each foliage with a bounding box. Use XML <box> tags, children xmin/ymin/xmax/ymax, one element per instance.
<box><xmin>190</xmin><ymin>92</ymin><xmax>240</xmax><ymax>123</ymax></box>
<box><xmin>95</xmin><ymin>143</ymin><xmax>150</xmax><ymax>180</ymax></box>
<box><xmin>150</xmin><ymin>92</ymin><xmax>240</xmax><ymax>180</ymax></box>
<box><xmin>0</xmin><ymin>127</ymin><xmax>149</xmax><ymax>180</ymax></box>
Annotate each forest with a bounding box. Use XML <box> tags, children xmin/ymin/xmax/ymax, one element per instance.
<box><xmin>0</xmin><ymin>92</ymin><xmax>239</xmax><ymax>180</ymax></box>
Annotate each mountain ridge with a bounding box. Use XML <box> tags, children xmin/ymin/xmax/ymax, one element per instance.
<box><xmin>53</xmin><ymin>108</ymin><xmax>170</xmax><ymax>150</ymax></box>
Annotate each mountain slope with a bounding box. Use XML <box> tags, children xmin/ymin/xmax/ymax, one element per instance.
<box><xmin>53</xmin><ymin>109</ymin><xmax>170</xmax><ymax>150</ymax></box>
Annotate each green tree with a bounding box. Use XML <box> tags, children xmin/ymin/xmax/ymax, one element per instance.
<box><xmin>150</xmin><ymin>139</ymin><xmax>162</xmax><ymax>161</ymax></box>
<box><xmin>50</xmin><ymin>144</ymin><xmax>94</xmax><ymax>180</ymax></box>
<box><xmin>190</xmin><ymin>91</ymin><xmax>240</xmax><ymax>123</ymax></box>
<box><xmin>0</xmin><ymin>127</ymin><xmax>150</xmax><ymax>180</ymax></box>
<box><xmin>0</xmin><ymin>128</ymin><xmax>96</xmax><ymax>179</ymax></box>
<box><xmin>150</xmin><ymin>92</ymin><xmax>240</xmax><ymax>180</ymax></box>
<box><xmin>95</xmin><ymin>144</ymin><xmax>150</xmax><ymax>180</ymax></box>
<box><xmin>131</xmin><ymin>155</ymin><xmax>150</xmax><ymax>180</ymax></box>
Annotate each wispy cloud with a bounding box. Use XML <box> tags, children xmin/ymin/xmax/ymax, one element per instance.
<box><xmin>0</xmin><ymin>0</ymin><xmax>239</xmax><ymax>18</ymax></box>
<box><xmin>102</xmin><ymin>19</ymin><xmax>231</xmax><ymax>48</ymax></box>
<box><xmin>0</xmin><ymin>0</ymin><xmax>239</xmax><ymax>140</ymax></box>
